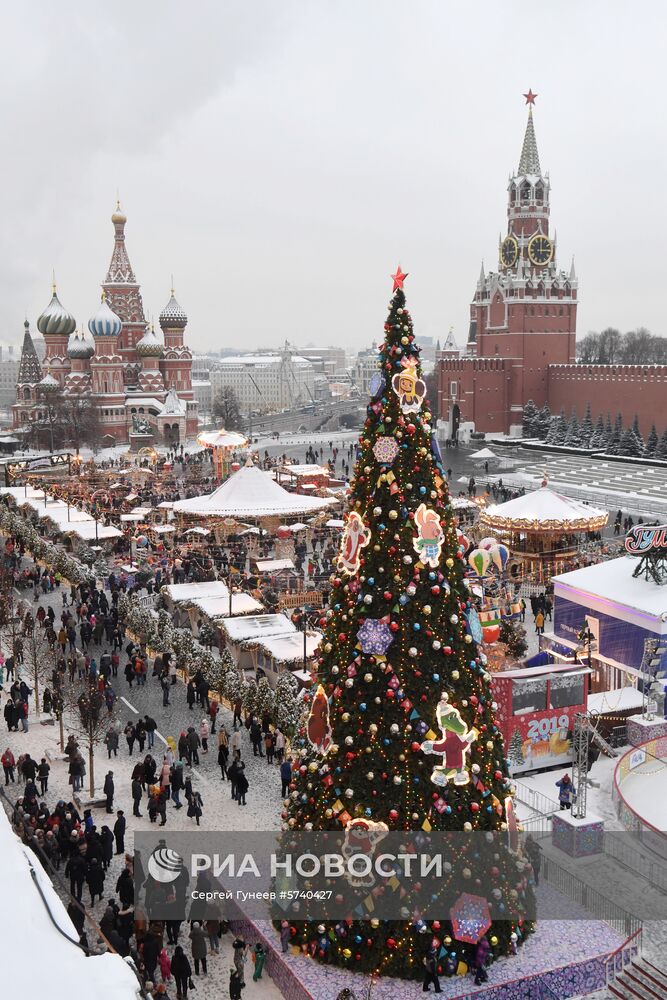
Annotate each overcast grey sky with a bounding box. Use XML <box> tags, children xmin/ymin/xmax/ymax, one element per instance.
<box><xmin>3</xmin><ymin>1</ymin><xmax>666</xmax><ymax>355</ymax></box>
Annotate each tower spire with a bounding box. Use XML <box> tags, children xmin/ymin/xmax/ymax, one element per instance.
<box><xmin>518</xmin><ymin>92</ymin><xmax>541</xmax><ymax>176</ymax></box>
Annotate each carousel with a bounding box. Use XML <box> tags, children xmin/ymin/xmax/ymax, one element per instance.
<box><xmin>197</xmin><ymin>429</ymin><xmax>248</xmax><ymax>481</ymax></box>
<box><xmin>479</xmin><ymin>481</ymin><xmax>608</xmax><ymax>583</ymax></box>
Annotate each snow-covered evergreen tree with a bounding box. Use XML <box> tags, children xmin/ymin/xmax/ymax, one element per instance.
<box><xmin>608</xmin><ymin>412</ymin><xmax>624</xmax><ymax>455</ymax></box>
<box><xmin>618</xmin><ymin>427</ymin><xmax>643</xmax><ymax>458</ymax></box>
<box><xmin>580</xmin><ymin>402</ymin><xmax>594</xmax><ymax>447</ymax></box>
<box><xmin>564</xmin><ymin>408</ymin><xmax>583</xmax><ymax>448</ymax></box>
<box><xmin>646</xmin><ymin>424</ymin><xmax>659</xmax><ymax>457</ymax></box>
<box><xmin>590</xmin><ymin>414</ymin><xmax>606</xmax><ymax>449</ymax></box>
<box><xmin>631</xmin><ymin>415</ymin><xmax>645</xmax><ymax>455</ymax></box>
<box><xmin>546</xmin><ymin>407</ymin><xmax>567</xmax><ymax>445</ymax></box>
<box><xmin>656</xmin><ymin>427</ymin><xmax>667</xmax><ymax>461</ymax></box>
<box><xmin>255</xmin><ymin>676</ymin><xmax>275</xmax><ymax>719</ymax></box>
<box><xmin>522</xmin><ymin>399</ymin><xmax>537</xmax><ymax>438</ymax></box>
<box><xmin>274</xmin><ymin>671</ymin><xmax>302</xmax><ymax>736</ymax></box>
<box><xmin>534</xmin><ymin>403</ymin><xmax>551</xmax><ymax>440</ymax></box>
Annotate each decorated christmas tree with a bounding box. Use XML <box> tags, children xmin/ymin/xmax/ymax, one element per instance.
<box><xmin>282</xmin><ymin>271</ymin><xmax>533</xmax><ymax>979</ymax></box>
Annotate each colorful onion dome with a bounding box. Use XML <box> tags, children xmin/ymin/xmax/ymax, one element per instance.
<box><xmin>136</xmin><ymin>325</ymin><xmax>163</xmax><ymax>357</ymax></box>
<box><xmin>37</xmin><ymin>286</ymin><xmax>76</xmax><ymax>337</ymax></box>
<box><xmin>111</xmin><ymin>199</ymin><xmax>127</xmax><ymax>226</ymax></box>
<box><xmin>67</xmin><ymin>331</ymin><xmax>95</xmax><ymax>360</ymax></box>
<box><xmin>88</xmin><ymin>294</ymin><xmax>122</xmax><ymax>338</ymax></box>
<box><xmin>38</xmin><ymin>371</ymin><xmax>60</xmax><ymax>392</ymax></box>
<box><xmin>159</xmin><ymin>290</ymin><xmax>187</xmax><ymax>329</ymax></box>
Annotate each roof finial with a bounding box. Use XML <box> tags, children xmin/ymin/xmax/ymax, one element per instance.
<box><xmin>51</xmin><ymin>269</ymin><xmax>57</xmax><ymax>294</ymax></box>
<box><xmin>170</xmin><ymin>273</ymin><xmax>175</xmax><ymax>296</ymax></box>
<box><xmin>101</xmin><ymin>289</ymin><xmax>107</xmax><ymax>302</ymax></box>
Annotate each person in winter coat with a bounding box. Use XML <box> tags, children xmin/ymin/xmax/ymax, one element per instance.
<box><xmin>158</xmin><ymin>947</ymin><xmax>172</xmax><ymax>983</ymax></box>
<box><xmin>86</xmin><ymin>856</ymin><xmax>105</xmax><ymax>905</ymax></box>
<box><xmin>65</xmin><ymin>852</ymin><xmax>87</xmax><ymax>901</ymax></box>
<box><xmin>100</xmin><ymin>825</ymin><xmax>114</xmax><ymax>870</ymax></box>
<box><xmin>208</xmin><ymin>699</ymin><xmax>219</xmax><ymax>733</ymax></box>
<box><xmin>236</xmin><ymin>764</ymin><xmax>248</xmax><ymax>807</ymax></box>
<box><xmin>186</xmin><ymin>728</ymin><xmax>201</xmax><ymax>766</ymax></box>
<box><xmin>280</xmin><ymin>759</ymin><xmax>292</xmax><ymax>798</ymax></box>
<box><xmin>473</xmin><ymin>936</ymin><xmax>490</xmax><ymax>985</ymax></box>
<box><xmin>187</xmin><ymin>790</ymin><xmax>203</xmax><ymax>826</ymax></box>
<box><xmin>205</xmin><ymin>918</ymin><xmax>220</xmax><ymax>953</ymax></box>
<box><xmin>170</xmin><ymin>762</ymin><xmax>184</xmax><ymax>808</ymax></box>
<box><xmin>189</xmin><ymin>921</ymin><xmax>208</xmax><ymax>975</ymax></box>
<box><xmin>2</xmin><ymin>749</ymin><xmax>16</xmax><ymax>784</ymax></box>
<box><xmin>110</xmin><ymin>807</ymin><xmax>125</xmax><ymax>853</ymax></box>
<box><xmin>217</xmin><ymin>741</ymin><xmax>229</xmax><ymax>780</ymax></box>
<box><xmin>37</xmin><ymin>758</ymin><xmax>50</xmax><ymax>795</ymax></box>
<box><xmin>104</xmin><ymin>770</ymin><xmax>115</xmax><ymax>812</ymax></box>
<box><xmin>170</xmin><ymin>945</ymin><xmax>192</xmax><ymax>999</ymax></box>
<box><xmin>229</xmin><ymin>969</ymin><xmax>244</xmax><ymax>1000</ymax></box>
<box><xmin>555</xmin><ymin>774</ymin><xmax>576</xmax><ymax>810</ymax></box>
<box><xmin>274</xmin><ymin>728</ymin><xmax>285</xmax><ymax>763</ymax></box>
<box><xmin>116</xmin><ymin>866</ymin><xmax>134</xmax><ymax>906</ymax></box>
<box><xmin>264</xmin><ymin>731</ymin><xmax>274</xmax><ymax>764</ymax></box>
<box><xmin>124</xmin><ymin>722</ymin><xmax>136</xmax><ymax>755</ymax></box>
<box><xmin>186</xmin><ymin>681</ymin><xmax>196</xmax><ymax>710</ymax></box>
<box><xmin>251</xmin><ymin>942</ymin><xmax>265</xmax><ymax>981</ymax></box>
<box><xmin>249</xmin><ymin>719</ymin><xmax>263</xmax><ymax>757</ymax></box>
<box><xmin>199</xmin><ymin>719</ymin><xmax>209</xmax><ymax>754</ymax></box>
<box><xmin>132</xmin><ymin>777</ymin><xmax>143</xmax><ymax>817</ymax></box>
<box><xmin>144</xmin><ymin>715</ymin><xmax>158</xmax><ymax>749</ymax></box>
<box><xmin>232</xmin><ymin>937</ymin><xmax>247</xmax><ymax>981</ymax></box>
<box><xmin>422</xmin><ymin>944</ymin><xmax>441</xmax><ymax>993</ymax></box>
<box><xmin>280</xmin><ymin>920</ymin><xmax>290</xmax><ymax>953</ymax></box>
<box><xmin>105</xmin><ymin>728</ymin><xmax>119</xmax><ymax>758</ymax></box>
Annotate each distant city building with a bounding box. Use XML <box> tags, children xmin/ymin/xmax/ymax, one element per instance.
<box><xmin>192</xmin><ymin>379</ymin><xmax>212</xmax><ymax>415</ymax></box>
<box><xmin>13</xmin><ymin>204</ymin><xmax>198</xmax><ymax>444</ymax></box>
<box><xmin>353</xmin><ymin>347</ymin><xmax>380</xmax><ymax>395</ymax></box>
<box><xmin>298</xmin><ymin>346</ymin><xmax>347</xmax><ymax>379</ymax></box>
<box><xmin>0</xmin><ymin>342</ymin><xmax>20</xmax><ymax>408</ymax></box>
<box><xmin>210</xmin><ymin>351</ymin><xmax>316</xmax><ymax>413</ymax></box>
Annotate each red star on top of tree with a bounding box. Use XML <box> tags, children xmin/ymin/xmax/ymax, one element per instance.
<box><xmin>523</xmin><ymin>89</ymin><xmax>538</xmax><ymax>105</ymax></box>
<box><xmin>391</xmin><ymin>265</ymin><xmax>408</xmax><ymax>291</ymax></box>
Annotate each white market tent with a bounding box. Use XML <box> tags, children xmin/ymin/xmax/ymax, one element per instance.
<box><xmin>0</xmin><ymin>487</ymin><xmax>122</xmax><ymax>540</ymax></box>
<box><xmin>162</xmin><ymin>581</ymin><xmax>230</xmax><ymax>603</ymax></box>
<box><xmin>184</xmin><ymin>526</ymin><xmax>211</xmax><ymax>536</ymax></box>
<box><xmin>481</xmin><ymin>486</ymin><xmax>608</xmax><ymax>532</ymax></box>
<box><xmin>190</xmin><ymin>594</ymin><xmax>264</xmax><ymax>618</ymax></box>
<box><xmin>221</xmin><ymin>613</ymin><xmax>297</xmax><ymax>643</ymax></box>
<box><xmin>325</xmin><ymin>518</ymin><xmax>345</xmax><ymax>529</ymax></box>
<box><xmin>255</xmin><ymin>558</ymin><xmax>296</xmax><ymax>573</ymax></box>
<box><xmin>0</xmin><ymin>809</ymin><xmax>139</xmax><ymax>999</ymax></box>
<box><xmin>242</xmin><ymin>629</ymin><xmax>322</xmax><ymax>663</ymax></box>
<box><xmin>470</xmin><ymin>447</ymin><xmax>499</xmax><ymax>460</ymax></box>
<box><xmin>172</xmin><ymin>464</ymin><xmax>337</xmax><ymax>519</ymax></box>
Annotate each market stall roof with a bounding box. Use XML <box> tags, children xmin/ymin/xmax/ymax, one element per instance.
<box><xmin>481</xmin><ymin>485</ymin><xmax>608</xmax><ymax>532</ymax></box>
<box><xmin>184</xmin><ymin>527</ymin><xmax>210</xmax><ymax>536</ymax></box>
<box><xmin>281</xmin><ymin>522</ymin><xmax>308</xmax><ymax>533</ymax></box>
<box><xmin>163</xmin><ymin>581</ymin><xmax>230</xmax><ymax>603</ymax></box>
<box><xmin>191</xmin><ymin>593</ymin><xmax>264</xmax><ymax>618</ymax></box>
<box><xmin>277</xmin><ymin>464</ymin><xmax>330</xmax><ymax>477</ymax></box>
<box><xmin>120</xmin><ymin>513</ymin><xmax>144</xmax><ymax>522</ymax></box>
<box><xmin>451</xmin><ymin>496</ymin><xmax>479</xmax><ymax>510</ymax></box>
<box><xmin>221</xmin><ymin>613</ymin><xmax>297</xmax><ymax>643</ymax></box>
<box><xmin>587</xmin><ymin>687</ymin><xmax>644</xmax><ymax>714</ymax></box>
<box><xmin>553</xmin><ymin>556</ymin><xmax>667</xmax><ymax>624</ymax></box>
<box><xmin>0</xmin><ymin>488</ymin><xmax>122</xmax><ymax>539</ymax></box>
<box><xmin>240</xmin><ymin>629</ymin><xmax>322</xmax><ymax>663</ymax></box>
<box><xmin>470</xmin><ymin>447</ymin><xmax>498</xmax><ymax>460</ymax></box>
<box><xmin>255</xmin><ymin>558</ymin><xmax>296</xmax><ymax>573</ymax></box>
<box><xmin>147</xmin><ymin>524</ymin><xmax>175</xmax><ymax>534</ymax></box>
<box><xmin>61</xmin><ymin>521</ymin><xmax>122</xmax><ymax>540</ymax></box>
<box><xmin>173</xmin><ymin>465</ymin><xmax>336</xmax><ymax>519</ymax></box>
<box><xmin>157</xmin><ymin>501</ymin><xmax>175</xmax><ymax>509</ymax></box>
<box><xmin>197</xmin><ymin>429</ymin><xmax>248</xmax><ymax>450</ymax></box>
<box><xmin>325</xmin><ymin>518</ymin><xmax>345</xmax><ymax>528</ymax></box>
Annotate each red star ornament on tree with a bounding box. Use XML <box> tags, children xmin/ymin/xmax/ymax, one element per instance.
<box><xmin>391</xmin><ymin>265</ymin><xmax>408</xmax><ymax>291</ymax></box>
<box><xmin>523</xmin><ymin>89</ymin><xmax>537</xmax><ymax>105</ymax></box>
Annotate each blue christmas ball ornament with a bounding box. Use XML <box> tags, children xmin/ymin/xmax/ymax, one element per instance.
<box><xmin>368</xmin><ymin>577</ymin><xmax>375</xmax><ymax>585</ymax></box>
<box><xmin>378</xmin><ymin>523</ymin><xmax>386</xmax><ymax>531</ymax></box>
<box><xmin>432</xmin><ymin>673</ymin><xmax>440</xmax><ymax>682</ymax></box>
<box><xmin>399</xmin><ymin>594</ymin><xmax>409</xmax><ymax>606</ymax></box>
<box><xmin>429</xmin><ymin>572</ymin><xmax>436</xmax><ymax>580</ymax></box>
<box><xmin>413</xmin><ymin>622</ymin><xmax>421</xmax><ymax>631</ymax></box>
<box><xmin>383</xmin><ymin>739</ymin><xmax>391</xmax><ymax>746</ymax></box>
<box><xmin>360</xmin><ymin>703</ymin><xmax>367</xmax><ymax>712</ymax></box>
<box><xmin>364</xmin><ymin>809</ymin><xmax>372</xmax><ymax>818</ymax></box>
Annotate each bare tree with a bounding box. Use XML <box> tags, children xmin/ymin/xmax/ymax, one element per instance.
<box><xmin>20</xmin><ymin>615</ymin><xmax>57</xmax><ymax>720</ymax></box>
<box><xmin>64</xmin><ymin>678</ymin><xmax>119</xmax><ymax>797</ymax></box>
<box><xmin>212</xmin><ymin>386</ymin><xmax>243</xmax><ymax>430</ymax></box>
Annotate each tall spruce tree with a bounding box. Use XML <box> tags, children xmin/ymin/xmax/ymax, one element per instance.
<box><xmin>546</xmin><ymin>408</ymin><xmax>567</xmax><ymax>445</ymax></box>
<box><xmin>580</xmin><ymin>403</ymin><xmax>594</xmax><ymax>447</ymax></box>
<box><xmin>646</xmin><ymin>424</ymin><xmax>659</xmax><ymax>457</ymax></box>
<box><xmin>535</xmin><ymin>402</ymin><xmax>551</xmax><ymax>440</ymax></box>
<box><xmin>631</xmin><ymin>415</ymin><xmax>645</xmax><ymax>455</ymax></box>
<box><xmin>590</xmin><ymin>414</ymin><xmax>606</xmax><ymax>450</ymax></box>
<box><xmin>522</xmin><ymin>399</ymin><xmax>537</xmax><ymax>438</ymax></box>
<box><xmin>284</xmin><ymin>274</ymin><xmax>533</xmax><ymax>979</ymax></box>
<box><xmin>564</xmin><ymin>407</ymin><xmax>583</xmax><ymax>448</ymax></box>
<box><xmin>656</xmin><ymin>426</ymin><xmax>667</xmax><ymax>461</ymax></box>
<box><xmin>603</xmin><ymin>413</ymin><xmax>614</xmax><ymax>450</ymax></box>
<box><xmin>608</xmin><ymin>412</ymin><xmax>624</xmax><ymax>454</ymax></box>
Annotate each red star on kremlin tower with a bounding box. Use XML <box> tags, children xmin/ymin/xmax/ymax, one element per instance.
<box><xmin>523</xmin><ymin>89</ymin><xmax>538</xmax><ymax>105</ymax></box>
<box><xmin>391</xmin><ymin>265</ymin><xmax>408</xmax><ymax>291</ymax></box>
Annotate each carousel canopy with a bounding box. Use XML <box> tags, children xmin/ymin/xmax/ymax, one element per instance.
<box><xmin>172</xmin><ymin>464</ymin><xmax>337</xmax><ymax>519</ymax></box>
<box><xmin>197</xmin><ymin>429</ymin><xmax>248</xmax><ymax>450</ymax></box>
<box><xmin>481</xmin><ymin>486</ymin><xmax>608</xmax><ymax>533</ymax></box>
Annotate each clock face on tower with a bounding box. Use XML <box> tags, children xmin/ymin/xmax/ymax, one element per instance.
<box><xmin>500</xmin><ymin>235</ymin><xmax>519</xmax><ymax>268</ymax></box>
<box><xmin>528</xmin><ymin>234</ymin><xmax>553</xmax><ymax>266</ymax></box>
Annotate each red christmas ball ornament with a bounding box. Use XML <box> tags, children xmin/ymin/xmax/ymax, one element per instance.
<box><xmin>338</xmin><ymin>633</ymin><xmax>347</xmax><ymax>642</ymax></box>
<box><xmin>432</xmin><ymin>921</ymin><xmax>441</xmax><ymax>931</ymax></box>
<box><xmin>386</xmin><ymin>938</ymin><xmax>397</xmax><ymax>950</ymax></box>
<box><xmin>389</xmin><ymin>808</ymin><xmax>399</xmax><ymax>821</ymax></box>
<box><xmin>490</xmin><ymin>866</ymin><xmax>499</xmax><ymax>877</ymax></box>
<box><xmin>389</xmin><ymin>621</ymin><xmax>399</xmax><ymax>632</ymax></box>
<box><xmin>431</xmin><ymin>585</ymin><xmax>440</xmax><ymax>595</ymax></box>
<box><xmin>470</xmin><ymin>696</ymin><xmax>478</xmax><ymax>706</ymax></box>
<box><xmin>407</xmin><ymin>423</ymin><xmax>416</xmax><ymax>435</ymax></box>
<box><xmin>383</xmin><ymin>591</ymin><xmax>393</xmax><ymax>601</ymax></box>
<box><xmin>443</xmin><ymin>646</ymin><xmax>452</xmax><ymax>655</ymax></box>
<box><xmin>411</xmin><ymin>742</ymin><xmax>421</xmax><ymax>752</ymax></box>
<box><xmin>386</xmin><ymin>690</ymin><xmax>395</xmax><ymax>700</ymax></box>
<box><xmin>470</xmin><ymin>802</ymin><xmax>480</xmax><ymax>813</ymax></box>
<box><xmin>494</xmin><ymin>770</ymin><xmax>503</xmax><ymax>780</ymax></box>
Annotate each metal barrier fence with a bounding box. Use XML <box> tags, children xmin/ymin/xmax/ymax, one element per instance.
<box><xmin>542</xmin><ymin>853</ymin><xmax>642</xmax><ymax>939</ymax></box>
<box><xmin>514</xmin><ymin>779</ymin><xmax>561</xmax><ymax>818</ymax></box>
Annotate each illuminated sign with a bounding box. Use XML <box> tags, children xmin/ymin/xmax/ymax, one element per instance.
<box><xmin>625</xmin><ymin>525</ymin><xmax>667</xmax><ymax>554</ymax></box>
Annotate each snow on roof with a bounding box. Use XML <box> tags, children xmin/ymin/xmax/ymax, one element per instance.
<box><xmin>172</xmin><ymin>464</ymin><xmax>336</xmax><ymax>518</ymax></box>
<box><xmin>222</xmin><ymin>613</ymin><xmax>297</xmax><ymax>642</ymax></box>
<box><xmin>61</xmin><ymin>521</ymin><xmax>122</xmax><ymax>541</ymax></box>
<box><xmin>278</xmin><ymin>464</ymin><xmax>330</xmax><ymax>477</ymax></box>
<box><xmin>244</xmin><ymin>629</ymin><xmax>322</xmax><ymax>663</ymax></box>
<box><xmin>148</xmin><ymin>523</ymin><xmax>175</xmax><ymax>534</ymax></box>
<box><xmin>0</xmin><ymin>489</ymin><xmax>122</xmax><ymax>539</ymax></box>
<box><xmin>184</xmin><ymin>526</ymin><xmax>210</xmax><ymax>535</ymax></box>
<box><xmin>255</xmin><ymin>558</ymin><xmax>296</xmax><ymax>572</ymax></box>
<box><xmin>553</xmin><ymin>556</ymin><xmax>667</xmax><ymax>624</ymax></box>
<box><xmin>0</xmin><ymin>809</ymin><xmax>139</xmax><ymax>998</ymax></box>
<box><xmin>326</xmin><ymin>518</ymin><xmax>345</xmax><ymax>528</ymax></box>
<box><xmin>197</xmin><ymin>430</ymin><xmax>248</xmax><ymax>450</ymax></box>
<box><xmin>120</xmin><ymin>513</ymin><xmax>144</xmax><ymax>522</ymax></box>
<box><xmin>587</xmin><ymin>687</ymin><xmax>644</xmax><ymax>714</ymax></box>
<box><xmin>481</xmin><ymin>485</ymin><xmax>608</xmax><ymax>531</ymax></box>
<box><xmin>191</xmin><ymin>594</ymin><xmax>264</xmax><ymax>618</ymax></box>
<box><xmin>470</xmin><ymin>448</ymin><xmax>498</xmax><ymax>459</ymax></box>
<box><xmin>163</xmin><ymin>581</ymin><xmax>230</xmax><ymax>602</ymax></box>
<box><xmin>157</xmin><ymin>501</ymin><xmax>175</xmax><ymax>509</ymax></box>
<box><xmin>451</xmin><ymin>496</ymin><xmax>479</xmax><ymax>510</ymax></box>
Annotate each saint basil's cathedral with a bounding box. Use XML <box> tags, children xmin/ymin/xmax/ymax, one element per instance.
<box><xmin>13</xmin><ymin>203</ymin><xmax>198</xmax><ymax>445</ymax></box>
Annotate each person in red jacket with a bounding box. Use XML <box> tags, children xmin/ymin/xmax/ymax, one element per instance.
<box><xmin>2</xmin><ymin>748</ymin><xmax>15</xmax><ymax>784</ymax></box>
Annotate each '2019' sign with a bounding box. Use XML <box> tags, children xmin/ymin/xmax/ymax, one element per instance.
<box><xmin>625</xmin><ymin>525</ymin><xmax>667</xmax><ymax>554</ymax></box>
<box><xmin>526</xmin><ymin>714</ymin><xmax>570</xmax><ymax>740</ymax></box>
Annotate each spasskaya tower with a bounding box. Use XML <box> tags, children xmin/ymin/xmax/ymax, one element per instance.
<box><xmin>438</xmin><ymin>92</ymin><xmax>578</xmax><ymax>437</ymax></box>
